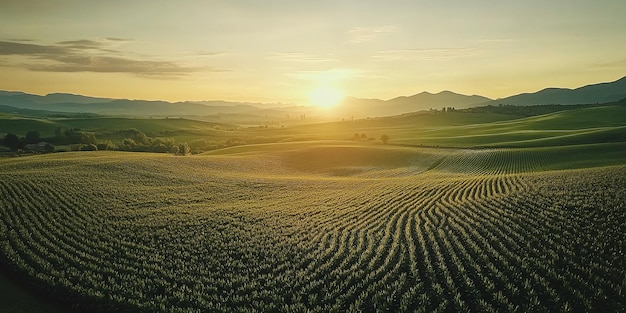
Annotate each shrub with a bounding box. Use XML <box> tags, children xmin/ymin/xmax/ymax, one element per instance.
<box><xmin>380</xmin><ymin>134</ymin><xmax>389</xmax><ymax>144</ymax></box>
<box><xmin>24</xmin><ymin>130</ymin><xmax>41</xmax><ymax>144</ymax></box>
<box><xmin>177</xmin><ymin>143</ymin><xmax>190</xmax><ymax>156</ymax></box>
<box><xmin>80</xmin><ymin>144</ymin><xmax>98</xmax><ymax>151</ymax></box>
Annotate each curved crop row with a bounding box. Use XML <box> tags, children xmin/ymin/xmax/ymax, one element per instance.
<box><xmin>0</xmin><ymin>151</ymin><xmax>624</xmax><ymax>312</ymax></box>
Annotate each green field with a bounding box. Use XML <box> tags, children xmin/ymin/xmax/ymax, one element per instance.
<box><xmin>2</xmin><ymin>101</ymin><xmax>626</xmax><ymax>149</ymax></box>
<box><xmin>316</xmin><ymin>102</ymin><xmax>626</xmax><ymax>147</ymax></box>
<box><xmin>0</xmin><ymin>141</ymin><xmax>624</xmax><ymax>312</ymax></box>
<box><xmin>1</xmin><ymin>102</ymin><xmax>625</xmax><ymax>312</ymax></box>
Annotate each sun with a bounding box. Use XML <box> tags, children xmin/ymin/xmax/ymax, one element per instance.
<box><xmin>308</xmin><ymin>85</ymin><xmax>344</xmax><ymax>109</ymax></box>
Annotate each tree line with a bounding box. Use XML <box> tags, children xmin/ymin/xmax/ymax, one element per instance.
<box><xmin>2</xmin><ymin>128</ymin><xmax>392</xmax><ymax>156</ymax></box>
<box><xmin>1</xmin><ymin>128</ymin><xmax>191</xmax><ymax>156</ymax></box>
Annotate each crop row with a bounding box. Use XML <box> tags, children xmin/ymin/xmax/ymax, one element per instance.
<box><xmin>0</xmin><ymin>151</ymin><xmax>624</xmax><ymax>312</ymax></box>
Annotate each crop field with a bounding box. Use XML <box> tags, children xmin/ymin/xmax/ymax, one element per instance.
<box><xmin>0</xmin><ymin>143</ymin><xmax>625</xmax><ymax>312</ymax></box>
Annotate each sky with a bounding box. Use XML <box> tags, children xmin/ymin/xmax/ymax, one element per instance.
<box><xmin>1</xmin><ymin>0</ymin><xmax>625</xmax><ymax>105</ymax></box>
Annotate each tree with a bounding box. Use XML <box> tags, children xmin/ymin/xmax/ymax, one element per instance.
<box><xmin>121</xmin><ymin>138</ymin><xmax>136</xmax><ymax>150</ymax></box>
<box><xmin>380</xmin><ymin>134</ymin><xmax>389</xmax><ymax>144</ymax></box>
<box><xmin>55</xmin><ymin>127</ymin><xmax>65</xmax><ymax>138</ymax></box>
<box><xmin>122</xmin><ymin>128</ymin><xmax>148</xmax><ymax>145</ymax></box>
<box><xmin>80</xmin><ymin>144</ymin><xmax>98</xmax><ymax>151</ymax></box>
<box><xmin>25</xmin><ymin>130</ymin><xmax>41</xmax><ymax>144</ymax></box>
<box><xmin>170</xmin><ymin>145</ymin><xmax>180</xmax><ymax>155</ymax></box>
<box><xmin>3</xmin><ymin>133</ymin><xmax>20</xmax><ymax>150</ymax></box>
<box><xmin>97</xmin><ymin>141</ymin><xmax>117</xmax><ymax>151</ymax></box>
<box><xmin>79</xmin><ymin>132</ymin><xmax>97</xmax><ymax>145</ymax></box>
<box><xmin>177</xmin><ymin>143</ymin><xmax>190</xmax><ymax>156</ymax></box>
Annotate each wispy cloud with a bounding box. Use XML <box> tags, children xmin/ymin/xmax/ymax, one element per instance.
<box><xmin>591</xmin><ymin>58</ymin><xmax>626</xmax><ymax>70</ymax></box>
<box><xmin>287</xmin><ymin>68</ymin><xmax>360</xmax><ymax>81</ymax></box>
<box><xmin>0</xmin><ymin>39</ymin><xmax>219</xmax><ymax>78</ymax></box>
<box><xmin>105</xmin><ymin>37</ymin><xmax>132</xmax><ymax>42</ymax></box>
<box><xmin>7</xmin><ymin>38</ymin><xmax>36</xmax><ymax>42</ymax></box>
<box><xmin>372</xmin><ymin>47</ymin><xmax>483</xmax><ymax>61</ymax></box>
<box><xmin>57</xmin><ymin>39</ymin><xmax>104</xmax><ymax>49</ymax></box>
<box><xmin>477</xmin><ymin>38</ymin><xmax>514</xmax><ymax>43</ymax></box>
<box><xmin>0</xmin><ymin>41</ymin><xmax>66</xmax><ymax>55</ymax></box>
<box><xmin>269</xmin><ymin>52</ymin><xmax>336</xmax><ymax>63</ymax></box>
<box><xmin>28</xmin><ymin>56</ymin><xmax>203</xmax><ymax>78</ymax></box>
<box><xmin>195</xmin><ymin>51</ymin><xmax>226</xmax><ymax>57</ymax></box>
<box><xmin>348</xmin><ymin>25</ymin><xmax>397</xmax><ymax>44</ymax></box>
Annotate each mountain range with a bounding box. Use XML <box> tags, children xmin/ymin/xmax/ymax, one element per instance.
<box><xmin>339</xmin><ymin>76</ymin><xmax>626</xmax><ymax>117</ymax></box>
<box><xmin>489</xmin><ymin>75</ymin><xmax>626</xmax><ymax>106</ymax></box>
<box><xmin>0</xmin><ymin>91</ymin><xmax>302</xmax><ymax>119</ymax></box>
<box><xmin>338</xmin><ymin>91</ymin><xmax>492</xmax><ymax>117</ymax></box>
<box><xmin>0</xmin><ymin>76</ymin><xmax>624</xmax><ymax>118</ymax></box>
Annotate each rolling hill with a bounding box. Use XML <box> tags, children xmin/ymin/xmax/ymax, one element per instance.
<box><xmin>332</xmin><ymin>76</ymin><xmax>626</xmax><ymax>117</ymax></box>
<box><xmin>337</xmin><ymin>91</ymin><xmax>491</xmax><ymax>118</ymax></box>
<box><xmin>488</xmin><ymin>75</ymin><xmax>626</xmax><ymax>106</ymax></box>
<box><xmin>1</xmin><ymin>80</ymin><xmax>625</xmax><ymax>312</ymax></box>
<box><xmin>2</xmin><ymin>76</ymin><xmax>625</xmax><ymax>119</ymax></box>
<box><xmin>291</xmin><ymin>99</ymin><xmax>626</xmax><ymax>148</ymax></box>
<box><xmin>0</xmin><ymin>141</ymin><xmax>624</xmax><ymax>312</ymax></box>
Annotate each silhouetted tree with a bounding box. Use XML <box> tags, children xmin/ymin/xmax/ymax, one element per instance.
<box><xmin>380</xmin><ymin>134</ymin><xmax>389</xmax><ymax>144</ymax></box>
<box><xmin>64</xmin><ymin>129</ymin><xmax>82</xmax><ymax>143</ymax></box>
<box><xmin>54</xmin><ymin>127</ymin><xmax>66</xmax><ymax>139</ymax></box>
<box><xmin>3</xmin><ymin>133</ymin><xmax>20</xmax><ymax>150</ymax></box>
<box><xmin>25</xmin><ymin>130</ymin><xmax>41</xmax><ymax>144</ymax></box>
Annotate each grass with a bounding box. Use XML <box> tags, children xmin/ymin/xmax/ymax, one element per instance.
<box><xmin>2</xmin><ymin>102</ymin><xmax>625</xmax><ymax>149</ymax></box>
<box><xmin>380</xmin><ymin>104</ymin><xmax>626</xmax><ymax>147</ymax></box>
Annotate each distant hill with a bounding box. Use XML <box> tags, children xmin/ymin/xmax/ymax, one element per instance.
<box><xmin>388</xmin><ymin>90</ymin><xmax>491</xmax><ymax>111</ymax></box>
<box><xmin>337</xmin><ymin>91</ymin><xmax>491</xmax><ymax>118</ymax></box>
<box><xmin>488</xmin><ymin>76</ymin><xmax>626</xmax><ymax>106</ymax></box>
<box><xmin>1</xmin><ymin>75</ymin><xmax>624</xmax><ymax>118</ymax></box>
<box><xmin>0</xmin><ymin>91</ymin><xmax>302</xmax><ymax>118</ymax></box>
<box><xmin>337</xmin><ymin>76</ymin><xmax>626</xmax><ymax>117</ymax></box>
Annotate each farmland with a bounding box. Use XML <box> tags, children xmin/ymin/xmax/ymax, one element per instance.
<box><xmin>0</xmin><ymin>142</ymin><xmax>624</xmax><ymax>312</ymax></box>
<box><xmin>2</xmin><ymin>100</ymin><xmax>626</xmax><ymax>153</ymax></box>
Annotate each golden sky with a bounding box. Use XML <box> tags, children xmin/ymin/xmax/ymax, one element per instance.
<box><xmin>1</xmin><ymin>0</ymin><xmax>625</xmax><ymax>105</ymax></box>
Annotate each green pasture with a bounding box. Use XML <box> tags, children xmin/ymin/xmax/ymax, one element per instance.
<box><xmin>1</xmin><ymin>102</ymin><xmax>625</xmax><ymax>149</ymax></box>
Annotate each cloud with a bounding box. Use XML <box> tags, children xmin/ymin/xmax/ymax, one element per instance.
<box><xmin>287</xmin><ymin>68</ymin><xmax>359</xmax><ymax>81</ymax></box>
<box><xmin>6</xmin><ymin>38</ymin><xmax>36</xmax><ymax>42</ymax></box>
<box><xmin>372</xmin><ymin>47</ymin><xmax>483</xmax><ymax>61</ymax></box>
<box><xmin>0</xmin><ymin>40</ymin><xmax>212</xmax><ymax>77</ymax></box>
<box><xmin>591</xmin><ymin>58</ymin><xmax>626</xmax><ymax>70</ymax></box>
<box><xmin>477</xmin><ymin>38</ymin><xmax>514</xmax><ymax>43</ymax></box>
<box><xmin>192</xmin><ymin>51</ymin><xmax>230</xmax><ymax>57</ymax></box>
<box><xmin>105</xmin><ymin>37</ymin><xmax>132</xmax><ymax>42</ymax></box>
<box><xmin>28</xmin><ymin>56</ymin><xmax>202</xmax><ymax>77</ymax></box>
<box><xmin>348</xmin><ymin>25</ymin><xmax>397</xmax><ymax>44</ymax></box>
<box><xmin>269</xmin><ymin>52</ymin><xmax>336</xmax><ymax>63</ymax></box>
<box><xmin>57</xmin><ymin>39</ymin><xmax>103</xmax><ymax>49</ymax></box>
<box><xmin>0</xmin><ymin>40</ymin><xmax>67</xmax><ymax>55</ymax></box>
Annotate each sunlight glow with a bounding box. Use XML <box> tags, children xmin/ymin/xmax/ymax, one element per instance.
<box><xmin>308</xmin><ymin>85</ymin><xmax>344</xmax><ymax>109</ymax></box>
